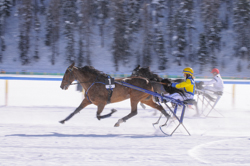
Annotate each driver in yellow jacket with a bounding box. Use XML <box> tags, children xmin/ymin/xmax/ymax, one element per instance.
<box><xmin>167</xmin><ymin>67</ymin><xmax>195</xmax><ymax>101</ymax></box>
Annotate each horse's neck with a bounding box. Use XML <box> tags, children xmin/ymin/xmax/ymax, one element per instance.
<box><xmin>74</xmin><ymin>69</ymin><xmax>94</xmax><ymax>90</ymax></box>
<box><xmin>147</xmin><ymin>73</ymin><xmax>161</xmax><ymax>81</ymax></box>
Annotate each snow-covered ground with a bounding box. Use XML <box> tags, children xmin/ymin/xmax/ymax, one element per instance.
<box><xmin>0</xmin><ymin>78</ymin><xmax>250</xmax><ymax>166</ymax></box>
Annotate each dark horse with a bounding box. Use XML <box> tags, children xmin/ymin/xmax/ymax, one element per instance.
<box><xmin>131</xmin><ymin>65</ymin><xmax>209</xmax><ymax>97</ymax></box>
<box><xmin>131</xmin><ymin>65</ymin><xmax>205</xmax><ymax>116</ymax></box>
<box><xmin>131</xmin><ymin>65</ymin><xmax>185</xmax><ymax>96</ymax></box>
<box><xmin>59</xmin><ymin>63</ymin><xmax>170</xmax><ymax>127</ymax></box>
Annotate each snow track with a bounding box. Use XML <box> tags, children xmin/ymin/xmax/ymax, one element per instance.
<box><xmin>1</xmin><ymin>105</ymin><xmax>250</xmax><ymax>166</ymax></box>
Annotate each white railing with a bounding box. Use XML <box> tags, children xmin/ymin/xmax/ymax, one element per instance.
<box><xmin>0</xmin><ymin>75</ymin><xmax>250</xmax><ymax>108</ymax></box>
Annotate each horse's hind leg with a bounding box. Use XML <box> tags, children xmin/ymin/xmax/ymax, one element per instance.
<box><xmin>96</xmin><ymin>104</ymin><xmax>117</xmax><ymax>120</ymax></box>
<box><xmin>59</xmin><ymin>99</ymin><xmax>91</xmax><ymax>124</ymax></box>
<box><xmin>114</xmin><ymin>99</ymin><xmax>139</xmax><ymax>127</ymax></box>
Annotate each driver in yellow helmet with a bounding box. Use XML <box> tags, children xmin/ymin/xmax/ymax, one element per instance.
<box><xmin>168</xmin><ymin>67</ymin><xmax>195</xmax><ymax>101</ymax></box>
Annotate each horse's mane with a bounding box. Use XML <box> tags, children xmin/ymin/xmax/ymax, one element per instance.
<box><xmin>79</xmin><ymin>66</ymin><xmax>108</xmax><ymax>80</ymax></box>
<box><xmin>132</xmin><ymin>66</ymin><xmax>162</xmax><ymax>82</ymax></box>
<box><xmin>132</xmin><ymin>65</ymin><xmax>185</xmax><ymax>97</ymax></box>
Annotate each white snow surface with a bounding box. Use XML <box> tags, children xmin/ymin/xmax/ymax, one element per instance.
<box><xmin>0</xmin><ymin>79</ymin><xmax>250</xmax><ymax>166</ymax></box>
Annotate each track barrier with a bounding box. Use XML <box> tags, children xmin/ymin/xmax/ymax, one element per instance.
<box><xmin>1</xmin><ymin>76</ymin><xmax>250</xmax><ymax>106</ymax></box>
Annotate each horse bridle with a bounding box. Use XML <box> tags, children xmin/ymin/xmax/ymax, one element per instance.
<box><xmin>132</xmin><ymin>68</ymin><xmax>140</xmax><ymax>76</ymax></box>
<box><xmin>65</xmin><ymin>66</ymin><xmax>96</xmax><ymax>86</ymax></box>
<box><xmin>65</xmin><ymin>67</ymin><xmax>76</xmax><ymax>87</ymax></box>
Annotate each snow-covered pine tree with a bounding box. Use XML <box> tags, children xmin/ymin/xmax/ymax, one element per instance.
<box><xmin>33</xmin><ymin>0</ymin><xmax>41</xmax><ymax>61</ymax></box>
<box><xmin>201</xmin><ymin>0</ymin><xmax>221</xmax><ymax>68</ymax></box>
<box><xmin>0</xmin><ymin>0</ymin><xmax>11</xmax><ymax>62</ymax></box>
<box><xmin>166</xmin><ymin>0</ymin><xmax>174</xmax><ymax>56</ymax></box>
<box><xmin>124</xmin><ymin>0</ymin><xmax>142</xmax><ymax>67</ymax></box>
<box><xmin>173</xmin><ymin>7</ymin><xmax>186</xmax><ymax>66</ymax></box>
<box><xmin>237</xmin><ymin>60</ymin><xmax>242</xmax><ymax>72</ymax></box>
<box><xmin>141</xmin><ymin>1</ymin><xmax>153</xmax><ymax>67</ymax></box>
<box><xmin>79</xmin><ymin>0</ymin><xmax>94</xmax><ymax>66</ymax></box>
<box><xmin>135</xmin><ymin>50</ymin><xmax>141</xmax><ymax>66</ymax></box>
<box><xmin>45</xmin><ymin>14</ymin><xmax>52</xmax><ymax>47</ymax></box>
<box><xmin>208</xmin><ymin>20</ymin><xmax>222</xmax><ymax>68</ymax></box>
<box><xmin>222</xmin><ymin>14</ymin><xmax>229</xmax><ymax>30</ymax></box>
<box><xmin>155</xmin><ymin>30</ymin><xmax>166</xmax><ymax>70</ymax></box>
<box><xmin>233</xmin><ymin>0</ymin><xmax>250</xmax><ymax>60</ymax></box>
<box><xmin>197</xmin><ymin>33</ymin><xmax>208</xmax><ymax>73</ymax></box>
<box><xmin>182</xmin><ymin>0</ymin><xmax>195</xmax><ymax>63</ymax></box>
<box><xmin>126</xmin><ymin>0</ymin><xmax>141</xmax><ymax>37</ymax></box>
<box><xmin>62</xmin><ymin>0</ymin><xmax>77</xmax><ymax>64</ymax></box>
<box><xmin>39</xmin><ymin>0</ymin><xmax>46</xmax><ymax>15</ymax></box>
<box><xmin>152</xmin><ymin>0</ymin><xmax>167</xmax><ymax>70</ymax></box>
<box><xmin>0</xmin><ymin>0</ymin><xmax>11</xmax><ymax>16</ymax></box>
<box><xmin>18</xmin><ymin>0</ymin><xmax>33</xmax><ymax>65</ymax></box>
<box><xmin>97</xmin><ymin>0</ymin><xmax>109</xmax><ymax>48</ymax></box>
<box><xmin>112</xmin><ymin>0</ymin><xmax>130</xmax><ymax>71</ymax></box>
<box><xmin>77</xmin><ymin>38</ymin><xmax>84</xmax><ymax>67</ymax></box>
<box><xmin>220</xmin><ymin>0</ymin><xmax>231</xmax><ymax>30</ymax></box>
<box><xmin>45</xmin><ymin>0</ymin><xmax>60</xmax><ymax>65</ymax></box>
<box><xmin>77</xmin><ymin>0</ymin><xmax>84</xmax><ymax>67</ymax></box>
<box><xmin>77</xmin><ymin>0</ymin><xmax>95</xmax><ymax>66</ymax></box>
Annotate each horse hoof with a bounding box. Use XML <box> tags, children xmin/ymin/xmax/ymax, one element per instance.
<box><xmin>59</xmin><ymin>120</ymin><xmax>65</xmax><ymax>124</ymax></box>
<box><xmin>114</xmin><ymin>123</ymin><xmax>120</xmax><ymax>127</ymax></box>
<box><xmin>114</xmin><ymin>119</ymin><xmax>123</xmax><ymax>127</ymax></box>
<box><xmin>111</xmin><ymin>109</ymin><xmax>117</xmax><ymax>113</ymax></box>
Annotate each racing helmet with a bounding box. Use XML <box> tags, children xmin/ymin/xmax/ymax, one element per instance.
<box><xmin>211</xmin><ymin>68</ymin><xmax>219</xmax><ymax>74</ymax></box>
<box><xmin>183</xmin><ymin>67</ymin><xmax>194</xmax><ymax>76</ymax></box>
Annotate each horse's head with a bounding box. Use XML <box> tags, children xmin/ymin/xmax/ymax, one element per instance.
<box><xmin>60</xmin><ymin>62</ymin><xmax>76</xmax><ymax>90</ymax></box>
<box><xmin>132</xmin><ymin>65</ymin><xmax>151</xmax><ymax>77</ymax></box>
<box><xmin>131</xmin><ymin>65</ymin><xmax>141</xmax><ymax>76</ymax></box>
<box><xmin>131</xmin><ymin>65</ymin><xmax>162</xmax><ymax>81</ymax></box>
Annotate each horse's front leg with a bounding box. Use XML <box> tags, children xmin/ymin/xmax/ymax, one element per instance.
<box><xmin>96</xmin><ymin>104</ymin><xmax>117</xmax><ymax>120</ymax></box>
<box><xmin>114</xmin><ymin>99</ymin><xmax>139</xmax><ymax>127</ymax></box>
<box><xmin>59</xmin><ymin>98</ymin><xmax>91</xmax><ymax>124</ymax></box>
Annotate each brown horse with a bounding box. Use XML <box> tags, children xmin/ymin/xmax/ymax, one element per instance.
<box><xmin>59</xmin><ymin>63</ymin><xmax>170</xmax><ymax>127</ymax></box>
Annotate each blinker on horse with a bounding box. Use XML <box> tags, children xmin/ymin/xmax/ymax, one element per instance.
<box><xmin>59</xmin><ymin>63</ymin><xmax>170</xmax><ymax>127</ymax></box>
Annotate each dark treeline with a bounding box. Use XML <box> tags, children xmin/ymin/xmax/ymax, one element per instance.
<box><xmin>0</xmin><ymin>0</ymin><xmax>250</xmax><ymax>73</ymax></box>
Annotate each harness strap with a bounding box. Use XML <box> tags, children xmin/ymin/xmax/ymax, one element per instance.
<box><xmin>85</xmin><ymin>82</ymin><xmax>106</xmax><ymax>103</ymax></box>
<box><xmin>105</xmin><ymin>75</ymin><xmax>115</xmax><ymax>104</ymax></box>
<box><xmin>85</xmin><ymin>82</ymin><xmax>114</xmax><ymax>104</ymax></box>
<box><xmin>107</xmin><ymin>89</ymin><xmax>113</xmax><ymax>104</ymax></box>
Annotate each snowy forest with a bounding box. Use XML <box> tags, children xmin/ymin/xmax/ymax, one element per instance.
<box><xmin>0</xmin><ymin>0</ymin><xmax>250</xmax><ymax>77</ymax></box>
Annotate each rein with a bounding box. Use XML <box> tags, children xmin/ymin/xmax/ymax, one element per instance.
<box><xmin>155</xmin><ymin>82</ymin><xmax>169</xmax><ymax>86</ymax></box>
<box><xmin>66</xmin><ymin>66</ymin><xmax>112</xmax><ymax>103</ymax></box>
